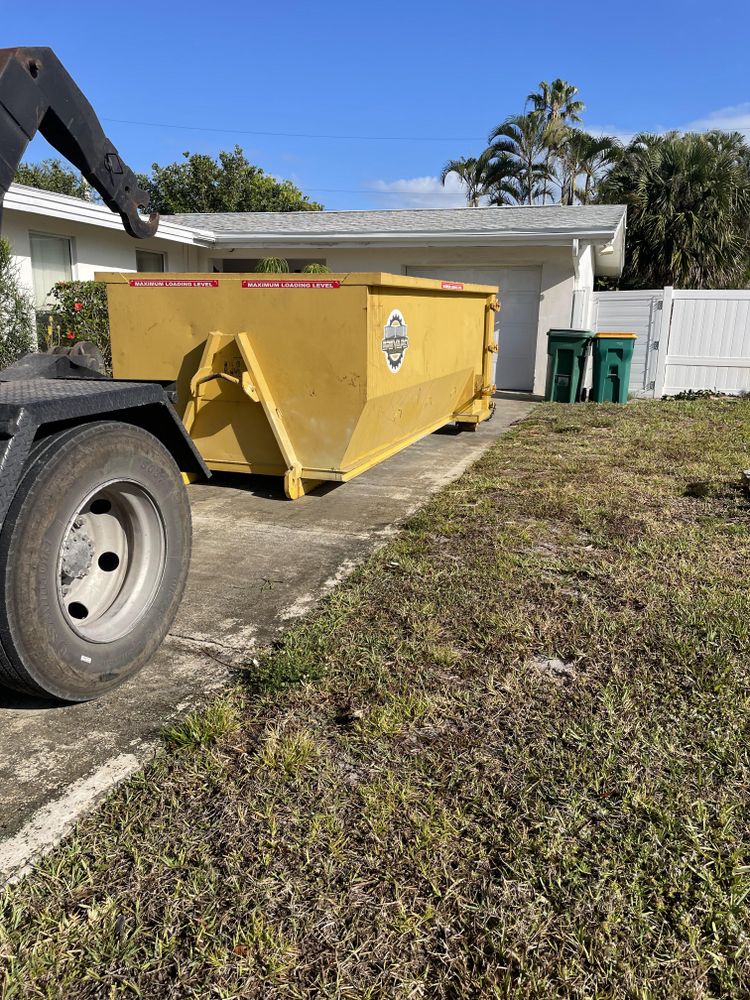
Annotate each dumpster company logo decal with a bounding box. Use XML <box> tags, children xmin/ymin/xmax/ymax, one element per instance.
<box><xmin>381</xmin><ymin>309</ymin><xmax>409</xmax><ymax>373</ymax></box>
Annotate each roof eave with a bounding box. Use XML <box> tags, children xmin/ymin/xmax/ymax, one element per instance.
<box><xmin>4</xmin><ymin>184</ymin><xmax>214</xmax><ymax>247</ymax></box>
<box><xmin>209</xmin><ymin>228</ymin><xmax>622</xmax><ymax>250</ymax></box>
<box><xmin>592</xmin><ymin>212</ymin><xmax>627</xmax><ymax>277</ymax></box>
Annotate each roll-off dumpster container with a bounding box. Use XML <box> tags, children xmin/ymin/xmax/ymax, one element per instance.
<box><xmin>100</xmin><ymin>272</ymin><xmax>499</xmax><ymax>498</ymax></box>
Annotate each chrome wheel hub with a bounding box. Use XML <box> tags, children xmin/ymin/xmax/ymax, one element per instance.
<box><xmin>56</xmin><ymin>479</ymin><xmax>167</xmax><ymax>643</ymax></box>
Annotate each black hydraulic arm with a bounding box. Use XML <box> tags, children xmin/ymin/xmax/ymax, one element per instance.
<box><xmin>0</xmin><ymin>46</ymin><xmax>158</xmax><ymax>238</ymax></box>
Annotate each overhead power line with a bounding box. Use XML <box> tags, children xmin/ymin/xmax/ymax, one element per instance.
<box><xmin>103</xmin><ymin>116</ymin><xmax>485</xmax><ymax>143</ymax></box>
<box><xmin>101</xmin><ymin>117</ymin><xmax>476</xmax><ymax>200</ymax></box>
<box><xmin>301</xmin><ymin>187</ymin><xmax>465</xmax><ymax>196</ymax></box>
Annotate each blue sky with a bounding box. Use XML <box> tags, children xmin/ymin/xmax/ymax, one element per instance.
<box><xmin>6</xmin><ymin>0</ymin><xmax>750</xmax><ymax>211</ymax></box>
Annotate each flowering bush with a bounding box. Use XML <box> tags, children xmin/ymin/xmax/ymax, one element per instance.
<box><xmin>47</xmin><ymin>280</ymin><xmax>111</xmax><ymax>371</ymax></box>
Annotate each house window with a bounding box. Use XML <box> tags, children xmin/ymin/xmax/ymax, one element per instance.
<box><xmin>29</xmin><ymin>233</ymin><xmax>72</xmax><ymax>309</ymax></box>
<box><xmin>136</xmin><ymin>249</ymin><xmax>166</xmax><ymax>272</ymax></box>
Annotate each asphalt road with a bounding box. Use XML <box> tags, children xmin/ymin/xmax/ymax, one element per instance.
<box><xmin>0</xmin><ymin>396</ymin><xmax>534</xmax><ymax>882</ymax></box>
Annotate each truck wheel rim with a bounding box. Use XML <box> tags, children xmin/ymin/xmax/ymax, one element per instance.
<box><xmin>56</xmin><ymin>479</ymin><xmax>167</xmax><ymax>643</ymax></box>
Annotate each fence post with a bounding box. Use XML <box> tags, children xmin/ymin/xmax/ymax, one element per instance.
<box><xmin>651</xmin><ymin>286</ymin><xmax>673</xmax><ymax>397</ymax></box>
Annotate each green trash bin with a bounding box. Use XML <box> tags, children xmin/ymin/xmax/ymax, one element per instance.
<box><xmin>590</xmin><ymin>333</ymin><xmax>637</xmax><ymax>404</ymax></box>
<box><xmin>545</xmin><ymin>330</ymin><xmax>593</xmax><ymax>403</ymax></box>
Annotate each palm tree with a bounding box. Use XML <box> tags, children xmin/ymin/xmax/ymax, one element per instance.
<box><xmin>487</xmin><ymin>113</ymin><xmax>551</xmax><ymax>205</ymax></box>
<box><xmin>556</xmin><ymin>130</ymin><xmax>620</xmax><ymax>205</ymax></box>
<box><xmin>598</xmin><ymin>130</ymin><xmax>750</xmax><ymax>287</ymax></box>
<box><xmin>484</xmin><ymin>151</ymin><xmax>523</xmax><ymax>205</ymax></box>
<box><xmin>527</xmin><ymin>80</ymin><xmax>585</xmax><ymax>202</ymax></box>
<box><xmin>527</xmin><ymin>79</ymin><xmax>585</xmax><ymax>124</ymax></box>
<box><xmin>440</xmin><ymin>152</ymin><xmax>495</xmax><ymax>206</ymax></box>
<box><xmin>703</xmin><ymin>129</ymin><xmax>750</xmax><ymax>168</ymax></box>
<box><xmin>575</xmin><ymin>133</ymin><xmax>621</xmax><ymax>204</ymax></box>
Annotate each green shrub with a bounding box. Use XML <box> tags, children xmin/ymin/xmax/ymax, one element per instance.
<box><xmin>302</xmin><ymin>262</ymin><xmax>331</xmax><ymax>273</ymax></box>
<box><xmin>0</xmin><ymin>237</ymin><xmax>35</xmax><ymax>369</ymax></box>
<box><xmin>665</xmin><ymin>388</ymin><xmax>727</xmax><ymax>401</ymax></box>
<box><xmin>254</xmin><ymin>256</ymin><xmax>290</xmax><ymax>273</ymax></box>
<box><xmin>47</xmin><ymin>280</ymin><xmax>111</xmax><ymax>371</ymax></box>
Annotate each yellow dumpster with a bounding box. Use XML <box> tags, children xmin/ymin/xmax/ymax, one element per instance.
<box><xmin>99</xmin><ymin>272</ymin><xmax>499</xmax><ymax>498</ymax></box>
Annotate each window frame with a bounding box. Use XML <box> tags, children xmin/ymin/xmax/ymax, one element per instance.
<box><xmin>28</xmin><ymin>230</ymin><xmax>75</xmax><ymax>310</ymax></box>
<box><xmin>135</xmin><ymin>248</ymin><xmax>167</xmax><ymax>273</ymax></box>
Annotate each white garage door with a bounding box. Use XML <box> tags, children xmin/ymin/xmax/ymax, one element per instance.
<box><xmin>407</xmin><ymin>265</ymin><xmax>541</xmax><ymax>391</ymax></box>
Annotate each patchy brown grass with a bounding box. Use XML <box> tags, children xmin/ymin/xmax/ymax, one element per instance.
<box><xmin>2</xmin><ymin>398</ymin><xmax>750</xmax><ymax>999</ymax></box>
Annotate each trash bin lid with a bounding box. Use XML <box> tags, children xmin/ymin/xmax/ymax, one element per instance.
<box><xmin>595</xmin><ymin>331</ymin><xmax>637</xmax><ymax>339</ymax></box>
<box><xmin>546</xmin><ymin>329</ymin><xmax>594</xmax><ymax>340</ymax></box>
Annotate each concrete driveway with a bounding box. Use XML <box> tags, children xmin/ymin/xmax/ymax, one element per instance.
<box><xmin>0</xmin><ymin>396</ymin><xmax>534</xmax><ymax>882</ymax></box>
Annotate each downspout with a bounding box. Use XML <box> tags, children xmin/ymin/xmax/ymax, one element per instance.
<box><xmin>571</xmin><ymin>237</ymin><xmax>580</xmax><ymax>283</ymax></box>
<box><xmin>570</xmin><ymin>239</ymin><xmax>593</xmax><ymax>398</ymax></box>
<box><xmin>571</xmin><ymin>238</ymin><xmax>583</xmax><ymax>326</ymax></box>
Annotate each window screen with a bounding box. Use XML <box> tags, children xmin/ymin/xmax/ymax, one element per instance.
<box><xmin>136</xmin><ymin>249</ymin><xmax>166</xmax><ymax>272</ymax></box>
<box><xmin>29</xmin><ymin>233</ymin><xmax>72</xmax><ymax>309</ymax></box>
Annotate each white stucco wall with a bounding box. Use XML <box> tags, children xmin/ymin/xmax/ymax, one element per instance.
<box><xmin>208</xmin><ymin>243</ymin><xmax>580</xmax><ymax>395</ymax></box>
<box><xmin>3</xmin><ymin>209</ymin><xmax>199</xmax><ymax>300</ymax></box>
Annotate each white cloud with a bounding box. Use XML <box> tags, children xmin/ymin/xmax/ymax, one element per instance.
<box><xmin>584</xmin><ymin>124</ymin><xmax>637</xmax><ymax>146</ymax></box>
<box><xmin>368</xmin><ymin>173</ymin><xmax>468</xmax><ymax>209</ymax></box>
<box><xmin>684</xmin><ymin>102</ymin><xmax>750</xmax><ymax>136</ymax></box>
<box><xmin>587</xmin><ymin>103</ymin><xmax>750</xmax><ymax>145</ymax></box>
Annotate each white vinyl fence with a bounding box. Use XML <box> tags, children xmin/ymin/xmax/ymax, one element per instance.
<box><xmin>589</xmin><ymin>287</ymin><xmax>750</xmax><ymax>397</ymax></box>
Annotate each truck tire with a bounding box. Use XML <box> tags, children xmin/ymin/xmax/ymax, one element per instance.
<box><xmin>0</xmin><ymin>421</ymin><xmax>192</xmax><ymax>701</ymax></box>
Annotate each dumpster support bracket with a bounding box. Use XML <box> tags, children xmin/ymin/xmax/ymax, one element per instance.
<box><xmin>183</xmin><ymin>329</ymin><xmax>322</xmax><ymax>500</ymax></box>
<box><xmin>234</xmin><ymin>331</ymin><xmax>323</xmax><ymax>500</ymax></box>
<box><xmin>184</xmin><ymin>331</ymin><xmax>258</xmax><ymax>430</ymax></box>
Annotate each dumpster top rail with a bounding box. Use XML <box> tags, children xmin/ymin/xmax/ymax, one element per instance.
<box><xmin>97</xmin><ymin>271</ymin><xmax>499</xmax><ymax>296</ymax></box>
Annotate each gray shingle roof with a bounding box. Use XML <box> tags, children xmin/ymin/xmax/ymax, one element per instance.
<box><xmin>163</xmin><ymin>204</ymin><xmax>626</xmax><ymax>239</ymax></box>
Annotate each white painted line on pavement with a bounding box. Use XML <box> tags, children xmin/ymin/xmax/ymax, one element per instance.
<box><xmin>0</xmin><ymin>752</ymin><xmax>143</xmax><ymax>885</ymax></box>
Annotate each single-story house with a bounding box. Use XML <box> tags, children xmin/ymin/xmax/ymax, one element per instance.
<box><xmin>4</xmin><ymin>183</ymin><xmax>626</xmax><ymax>395</ymax></box>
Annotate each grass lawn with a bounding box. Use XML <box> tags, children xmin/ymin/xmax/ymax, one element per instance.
<box><xmin>2</xmin><ymin>398</ymin><xmax>750</xmax><ymax>999</ymax></box>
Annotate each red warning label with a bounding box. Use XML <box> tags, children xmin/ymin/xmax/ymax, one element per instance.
<box><xmin>441</xmin><ymin>281</ymin><xmax>464</xmax><ymax>290</ymax></box>
<box><xmin>128</xmin><ymin>278</ymin><xmax>219</xmax><ymax>288</ymax></box>
<box><xmin>241</xmin><ymin>279</ymin><xmax>341</xmax><ymax>289</ymax></box>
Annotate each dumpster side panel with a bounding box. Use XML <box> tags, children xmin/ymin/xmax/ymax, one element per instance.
<box><xmin>225</xmin><ymin>284</ymin><xmax>368</xmax><ymax>473</ymax></box>
<box><xmin>102</xmin><ymin>273</ymin><xmax>496</xmax><ymax>491</ymax></box>
<box><xmin>107</xmin><ymin>278</ymin><xmax>369</xmax><ymax>474</ymax></box>
<box><xmin>332</xmin><ymin>288</ymin><xmax>491</xmax><ymax>474</ymax></box>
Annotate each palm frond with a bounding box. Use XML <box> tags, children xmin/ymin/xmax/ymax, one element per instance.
<box><xmin>598</xmin><ymin>130</ymin><xmax>750</xmax><ymax>287</ymax></box>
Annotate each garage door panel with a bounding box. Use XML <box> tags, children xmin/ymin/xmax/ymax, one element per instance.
<box><xmin>407</xmin><ymin>265</ymin><xmax>540</xmax><ymax>391</ymax></box>
<box><xmin>500</xmin><ymin>291</ymin><xmax>540</xmax><ymax>324</ymax></box>
<box><xmin>501</xmin><ymin>270</ymin><xmax>544</xmax><ymax>293</ymax></box>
